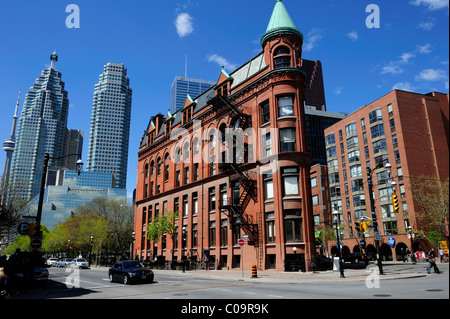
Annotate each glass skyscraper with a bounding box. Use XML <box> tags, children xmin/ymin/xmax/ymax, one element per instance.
<box><xmin>170</xmin><ymin>76</ymin><xmax>215</xmax><ymax>113</ymax></box>
<box><xmin>86</xmin><ymin>63</ymin><xmax>132</xmax><ymax>189</ymax></box>
<box><xmin>10</xmin><ymin>52</ymin><xmax>70</xmax><ymax>200</ymax></box>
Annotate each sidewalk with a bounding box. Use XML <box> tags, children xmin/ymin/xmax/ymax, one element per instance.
<box><xmin>91</xmin><ymin>261</ymin><xmax>445</xmax><ymax>283</ymax></box>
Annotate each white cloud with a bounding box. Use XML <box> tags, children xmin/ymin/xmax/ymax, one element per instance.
<box><xmin>303</xmin><ymin>28</ymin><xmax>324</xmax><ymax>52</ymax></box>
<box><xmin>334</xmin><ymin>87</ymin><xmax>343</xmax><ymax>95</ymax></box>
<box><xmin>381</xmin><ymin>63</ymin><xmax>404</xmax><ymax>75</ymax></box>
<box><xmin>175</xmin><ymin>13</ymin><xmax>194</xmax><ymax>38</ymax></box>
<box><xmin>417</xmin><ymin>43</ymin><xmax>432</xmax><ymax>54</ymax></box>
<box><xmin>399</xmin><ymin>52</ymin><xmax>415</xmax><ymax>63</ymax></box>
<box><xmin>392</xmin><ymin>82</ymin><xmax>416</xmax><ymax>91</ymax></box>
<box><xmin>346</xmin><ymin>31</ymin><xmax>358</xmax><ymax>41</ymax></box>
<box><xmin>410</xmin><ymin>0</ymin><xmax>449</xmax><ymax>10</ymax></box>
<box><xmin>415</xmin><ymin>69</ymin><xmax>448</xmax><ymax>81</ymax></box>
<box><xmin>207</xmin><ymin>54</ymin><xmax>237</xmax><ymax>71</ymax></box>
<box><xmin>419</xmin><ymin>21</ymin><xmax>434</xmax><ymax>30</ymax></box>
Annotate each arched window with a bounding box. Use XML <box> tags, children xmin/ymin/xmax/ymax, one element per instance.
<box><xmin>144</xmin><ymin>163</ymin><xmax>149</xmax><ymax>178</ymax></box>
<box><xmin>274</xmin><ymin>46</ymin><xmax>291</xmax><ymax>69</ymax></box>
<box><xmin>219</xmin><ymin>124</ymin><xmax>227</xmax><ymax>143</ymax></box>
<box><xmin>193</xmin><ymin>137</ymin><xmax>200</xmax><ymax>156</ymax></box>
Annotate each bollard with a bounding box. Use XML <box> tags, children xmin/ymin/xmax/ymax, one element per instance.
<box><xmin>251</xmin><ymin>265</ymin><xmax>257</xmax><ymax>278</ymax></box>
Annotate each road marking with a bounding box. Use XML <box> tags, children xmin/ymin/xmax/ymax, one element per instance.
<box><xmin>268</xmin><ymin>294</ymin><xmax>284</xmax><ymax>298</ymax></box>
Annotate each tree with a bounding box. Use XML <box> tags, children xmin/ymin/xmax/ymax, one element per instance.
<box><xmin>147</xmin><ymin>210</ymin><xmax>179</xmax><ymax>261</ymax></box>
<box><xmin>409</xmin><ymin>176</ymin><xmax>449</xmax><ymax>248</ymax></box>
<box><xmin>74</xmin><ymin>197</ymin><xmax>134</xmax><ymax>257</ymax></box>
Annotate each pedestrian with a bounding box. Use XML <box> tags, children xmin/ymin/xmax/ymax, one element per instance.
<box><xmin>426</xmin><ymin>249</ymin><xmax>440</xmax><ymax>274</ymax></box>
<box><xmin>439</xmin><ymin>249</ymin><xmax>446</xmax><ymax>263</ymax></box>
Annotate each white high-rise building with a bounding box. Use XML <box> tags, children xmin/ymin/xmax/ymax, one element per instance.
<box><xmin>10</xmin><ymin>52</ymin><xmax>70</xmax><ymax>200</ymax></box>
<box><xmin>86</xmin><ymin>63</ymin><xmax>132</xmax><ymax>189</ymax></box>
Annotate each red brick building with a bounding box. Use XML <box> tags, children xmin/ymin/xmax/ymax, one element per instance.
<box><xmin>134</xmin><ymin>0</ymin><xmax>317</xmax><ymax>271</ymax></box>
<box><xmin>324</xmin><ymin>90</ymin><xmax>449</xmax><ymax>260</ymax></box>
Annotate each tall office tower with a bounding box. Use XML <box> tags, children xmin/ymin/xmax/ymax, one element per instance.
<box><xmin>2</xmin><ymin>90</ymin><xmax>21</xmax><ymax>188</ymax></box>
<box><xmin>64</xmin><ymin>129</ymin><xmax>83</xmax><ymax>170</ymax></box>
<box><xmin>170</xmin><ymin>76</ymin><xmax>215</xmax><ymax>113</ymax></box>
<box><xmin>10</xmin><ymin>52</ymin><xmax>70</xmax><ymax>200</ymax></box>
<box><xmin>86</xmin><ymin>63</ymin><xmax>132</xmax><ymax>189</ymax></box>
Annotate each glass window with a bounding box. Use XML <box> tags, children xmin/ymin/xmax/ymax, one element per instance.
<box><xmin>284</xmin><ymin>210</ymin><xmax>302</xmax><ymax>242</ymax></box>
<box><xmin>372</xmin><ymin>139</ymin><xmax>387</xmax><ymax>154</ymax></box>
<box><xmin>325</xmin><ymin>133</ymin><xmax>335</xmax><ymax>147</ymax></box>
<box><xmin>345</xmin><ymin>122</ymin><xmax>357</xmax><ymax>136</ymax></box>
<box><xmin>369</xmin><ymin>109</ymin><xmax>383</xmax><ymax>124</ymax></box>
<box><xmin>282</xmin><ymin>167</ymin><xmax>299</xmax><ymax>196</ymax></box>
<box><xmin>370</xmin><ymin>123</ymin><xmax>385</xmax><ymax>139</ymax></box>
<box><xmin>261</xmin><ymin>101</ymin><xmax>270</xmax><ymax>124</ymax></box>
<box><xmin>278</xmin><ymin>96</ymin><xmax>294</xmax><ymax>116</ymax></box>
<box><xmin>264</xmin><ymin>173</ymin><xmax>274</xmax><ymax>199</ymax></box>
<box><xmin>266</xmin><ymin>212</ymin><xmax>276</xmax><ymax>243</ymax></box>
<box><xmin>280</xmin><ymin>128</ymin><xmax>296</xmax><ymax>152</ymax></box>
<box><xmin>274</xmin><ymin>46</ymin><xmax>291</xmax><ymax>69</ymax></box>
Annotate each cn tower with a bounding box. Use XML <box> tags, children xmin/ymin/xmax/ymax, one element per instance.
<box><xmin>2</xmin><ymin>89</ymin><xmax>21</xmax><ymax>187</ymax></box>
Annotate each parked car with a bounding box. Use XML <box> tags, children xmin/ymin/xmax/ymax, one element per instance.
<box><xmin>109</xmin><ymin>261</ymin><xmax>154</xmax><ymax>284</ymax></box>
<box><xmin>315</xmin><ymin>255</ymin><xmax>333</xmax><ymax>270</ymax></box>
<box><xmin>343</xmin><ymin>253</ymin><xmax>367</xmax><ymax>264</ymax></box>
<box><xmin>57</xmin><ymin>258</ymin><xmax>73</xmax><ymax>268</ymax></box>
<box><xmin>46</xmin><ymin>258</ymin><xmax>58</xmax><ymax>267</ymax></box>
<box><xmin>70</xmin><ymin>258</ymin><xmax>89</xmax><ymax>269</ymax></box>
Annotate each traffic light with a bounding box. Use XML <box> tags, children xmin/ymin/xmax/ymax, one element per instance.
<box><xmin>355</xmin><ymin>221</ymin><xmax>362</xmax><ymax>232</ymax></box>
<box><xmin>361</xmin><ymin>221</ymin><xmax>368</xmax><ymax>232</ymax></box>
<box><xmin>392</xmin><ymin>193</ymin><xmax>399</xmax><ymax>213</ymax></box>
<box><xmin>28</xmin><ymin>223</ymin><xmax>39</xmax><ymax>237</ymax></box>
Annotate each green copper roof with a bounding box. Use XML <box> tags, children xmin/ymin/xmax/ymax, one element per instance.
<box><xmin>261</xmin><ymin>0</ymin><xmax>303</xmax><ymax>46</ymax></box>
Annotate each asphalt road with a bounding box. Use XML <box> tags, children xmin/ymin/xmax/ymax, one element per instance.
<box><xmin>10</xmin><ymin>263</ymin><xmax>449</xmax><ymax>300</ymax></box>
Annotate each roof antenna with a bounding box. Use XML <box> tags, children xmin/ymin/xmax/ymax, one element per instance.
<box><xmin>185</xmin><ymin>55</ymin><xmax>188</xmax><ymax>78</ymax></box>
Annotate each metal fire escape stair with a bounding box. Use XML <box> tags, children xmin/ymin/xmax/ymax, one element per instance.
<box><xmin>209</xmin><ymin>93</ymin><xmax>263</xmax><ymax>268</ymax></box>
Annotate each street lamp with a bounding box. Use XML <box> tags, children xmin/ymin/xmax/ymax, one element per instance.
<box><xmin>333</xmin><ymin>209</ymin><xmax>345</xmax><ymax>278</ymax></box>
<box><xmin>35</xmin><ymin>152</ymin><xmax>83</xmax><ymax>232</ymax></box>
<box><xmin>89</xmin><ymin>235</ymin><xmax>94</xmax><ymax>267</ymax></box>
<box><xmin>407</xmin><ymin>226</ymin><xmax>416</xmax><ymax>264</ymax></box>
<box><xmin>366</xmin><ymin>161</ymin><xmax>391</xmax><ymax>275</ymax></box>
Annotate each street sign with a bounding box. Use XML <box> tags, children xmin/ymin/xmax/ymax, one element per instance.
<box><xmin>238</xmin><ymin>238</ymin><xmax>245</xmax><ymax>247</ymax></box>
<box><xmin>374</xmin><ymin>231</ymin><xmax>382</xmax><ymax>241</ymax></box>
<box><xmin>17</xmin><ymin>222</ymin><xmax>29</xmax><ymax>235</ymax></box>
<box><xmin>30</xmin><ymin>238</ymin><xmax>42</xmax><ymax>250</ymax></box>
<box><xmin>388</xmin><ymin>237</ymin><xmax>395</xmax><ymax>247</ymax></box>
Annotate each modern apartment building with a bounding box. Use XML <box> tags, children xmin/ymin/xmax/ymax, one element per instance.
<box><xmin>9</xmin><ymin>52</ymin><xmax>71</xmax><ymax>200</ymax></box>
<box><xmin>324</xmin><ymin>90</ymin><xmax>449</xmax><ymax>260</ymax></box>
<box><xmin>86</xmin><ymin>63</ymin><xmax>132</xmax><ymax>189</ymax></box>
<box><xmin>135</xmin><ymin>0</ymin><xmax>317</xmax><ymax>272</ymax></box>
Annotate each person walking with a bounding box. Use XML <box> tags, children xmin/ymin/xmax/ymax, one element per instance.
<box><xmin>427</xmin><ymin>249</ymin><xmax>440</xmax><ymax>274</ymax></box>
<box><xmin>439</xmin><ymin>248</ymin><xmax>446</xmax><ymax>263</ymax></box>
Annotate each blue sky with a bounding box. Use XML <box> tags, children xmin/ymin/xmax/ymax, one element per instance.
<box><xmin>0</xmin><ymin>0</ymin><xmax>448</xmax><ymax>199</ymax></box>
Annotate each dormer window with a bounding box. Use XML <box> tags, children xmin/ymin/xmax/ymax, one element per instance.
<box><xmin>274</xmin><ymin>46</ymin><xmax>291</xmax><ymax>69</ymax></box>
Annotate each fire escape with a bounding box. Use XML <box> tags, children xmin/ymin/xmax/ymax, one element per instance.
<box><xmin>208</xmin><ymin>93</ymin><xmax>262</xmax><ymax>266</ymax></box>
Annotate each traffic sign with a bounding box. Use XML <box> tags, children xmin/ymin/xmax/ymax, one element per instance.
<box><xmin>238</xmin><ymin>238</ymin><xmax>245</xmax><ymax>247</ymax></box>
<box><xmin>30</xmin><ymin>238</ymin><xmax>42</xmax><ymax>250</ymax></box>
<box><xmin>17</xmin><ymin>222</ymin><xmax>29</xmax><ymax>235</ymax></box>
<box><xmin>374</xmin><ymin>231</ymin><xmax>382</xmax><ymax>241</ymax></box>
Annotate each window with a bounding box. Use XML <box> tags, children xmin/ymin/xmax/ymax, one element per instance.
<box><xmin>193</xmin><ymin>138</ymin><xmax>200</xmax><ymax>156</ymax></box>
<box><xmin>394</xmin><ymin>150</ymin><xmax>401</xmax><ymax>164</ymax></box>
<box><xmin>353</xmin><ymin>194</ymin><xmax>366</xmax><ymax>207</ymax></box>
<box><xmin>193</xmin><ymin>163</ymin><xmax>199</xmax><ymax>181</ymax></box>
<box><xmin>174</xmin><ymin>197</ymin><xmax>179</xmax><ymax>214</ymax></box>
<box><xmin>397</xmin><ymin>167</ymin><xmax>403</xmax><ymax>181</ymax></box>
<box><xmin>363</xmin><ymin>132</ymin><xmax>367</xmax><ymax>144</ymax></box>
<box><xmin>348</xmin><ymin>150</ymin><xmax>360</xmax><ymax>163</ymax></box>
<box><xmin>312</xmin><ymin>195</ymin><xmax>319</xmax><ymax>206</ymax></box>
<box><xmin>192</xmin><ymin>224</ymin><xmax>198</xmax><ymax>247</ymax></box>
<box><xmin>390</xmin><ymin>118</ymin><xmax>396</xmax><ymax>132</ymax></box>
<box><xmin>220</xmin><ymin>184</ymin><xmax>227</xmax><ymax>206</ymax></box>
<box><xmin>261</xmin><ymin>101</ymin><xmax>270</xmax><ymax>124</ymax></box>
<box><xmin>392</xmin><ymin>134</ymin><xmax>398</xmax><ymax>148</ymax></box>
<box><xmin>361</xmin><ymin>118</ymin><xmax>366</xmax><ymax>130</ymax></box>
<box><xmin>191</xmin><ymin>192</ymin><xmax>198</xmax><ymax>216</ymax></box>
<box><xmin>325</xmin><ymin>133</ymin><xmax>335</xmax><ymax>147</ymax></box>
<box><xmin>346</xmin><ymin>136</ymin><xmax>359</xmax><ymax>150</ymax></box>
<box><xmin>184</xmin><ymin>167</ymin><xmax>189</xmax><ymax>184</ymax></box>
<box><xmin>263</xmin><ymin>173</ymin><xmax>274</xmax><ymax>200</ymax></box>
<box><xmin>370</xmin><ymin>123</ymin><xmax>385</xmax><ymax>139</ymax></box>
<box><xmin>266</xmin><ymin>212</ymin><xmax>276</xmax><ymax>243</ymax></box>
<box><xmin>220</xmin><ymin>220</ymin><xmax>228</xmax><ymax>246</ymax></box>
<box><xmin>351</xmin><ymin>179</ymin><xmax>364</xmax><ymax>192</ymax></box>
<box><xmin>379</xmin><ymin>187</ymin><xmax>393</xmax><ymax>202</ymax></box>
<box><xmin>182</xmin><ymin>195</ymin><xmax>188</xmax><ymax>217</ymax></box>
<box><xmin>383</xmin><ymin>221</ymin><xmax>398</xmax><ymax>235</ymax></box>
<box><xmin>399</xmin><ymin>184</ymin><xmax>406</xmax><ymax>198</ymax></box>
<box><xmin>274</xmin><ymin>46</ymin><xmax>290</xmax><ymax>69</ymax></box>
<box><xmin>387</xmin><ymin>103</ymin><xmax>393</xmax><ymax>116</ymax></box>
<box><xmin>284</xmin><ymin>210</ymin><xmax>302</xmax><ymax>242</ymax></box>
<box><xmin>326</xmin><ymin>146</ymin><xmax>337</xmax><ymax>158</ymax></box>
<box><xmin>282</xmin><ymin>167</ymin><xmax>299</xmax><ymax>196</ymax></box>
<box><xmin>345</xmin><ymin>122</ymin><xmax>357</xmax><ymax>136</ymax></box>
<box><xmin>278</xmin><ymin>96</ymin><xmax>294</xmax><ymax>116</ymax></box>
<box><xmin>350</xmin><ymin>165</ymin><xmax>362</xmax><ymax>178</ymax></box>
<box><xmin>264</xmin><ymin>133</ymin><xmax>272</xmax><ymax>156</ymax></box>
<box><xmin>209</xmin><ymin>187</ymin><xmax>216</xmax><ymax>212</ymax></box>
<box><xmin>369</xmin><ymin>108</ymin><xmax>383</xmax><ymax>124</ymax></box>
<box><xmin>372</xmin><ymin>139</ymin><xmax>387</xmax><ymax>154</ymax></box>
<box><xmin>280</xmin><ymin>128</ymin><xmax>296</xmax><ymax>152</ymax></box>
<box><xmin>311</xmin><ymin>177</ymin><xmax>317</xmax><ymax>188</ymax></box>
<box><xmin>209</xmin><ymin>221</ymin><xmax>216</xmax><ymax>247</ymax></box>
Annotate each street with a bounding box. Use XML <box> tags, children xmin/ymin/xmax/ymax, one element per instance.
<box><xmin>10</xmin><ymin>262</ymin><xmax>449</xmax><ymax>300</ymax></box>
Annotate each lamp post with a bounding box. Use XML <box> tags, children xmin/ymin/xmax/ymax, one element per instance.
<box><xmin>35</xmin><ymin>152</ymin><xmax>83</xmax><ymax>234</ymax></box>
<box><xmin>407</xmin><ymin>226</ymin><xmax>416</xmax><ymax>264</ymax></box>
<box><xmin>333</xmin><ymin>209</ymin><xmax>345</xmax><ymax>278</ymax></box>
<box><xmin>182</xmin><ymin>226</ymin><xmax>187</xmax><ymax>273</ymax></box>
<box><xmin>366</xmin><ymin>161</ymin><xmax>391</xmax><ymax>275</ymax></box>
<box><xmin>88</xmin><ymin>235</ymin><xmax>94</xmax><ymax>267</ymax></box>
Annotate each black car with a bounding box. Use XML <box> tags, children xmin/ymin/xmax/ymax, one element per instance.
<box><xmin>343</xmin><ymin>253</ymin><xmax>367</xmax><ymax>264</ymax></box>
<box><xmin>109</xmin><ymin>261</ymin><xmax>154</xmax><ymax>284</ymax></box>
